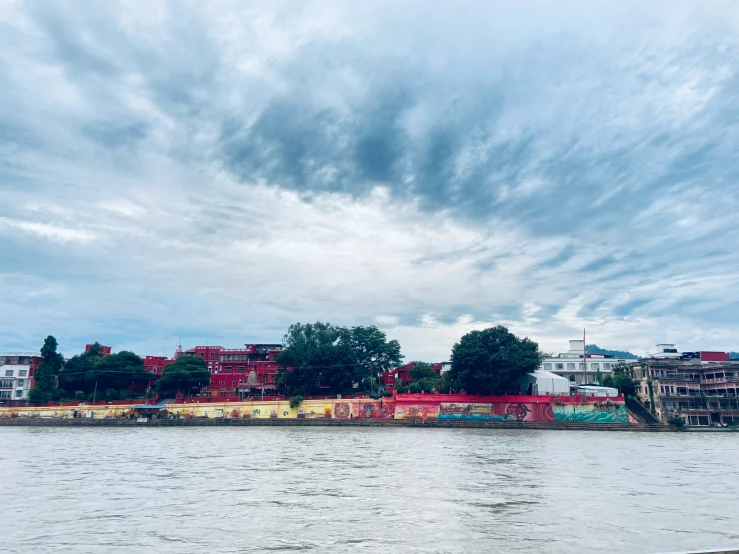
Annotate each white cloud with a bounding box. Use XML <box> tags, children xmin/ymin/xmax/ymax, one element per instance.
<box><xmin>1</xmin><ymin>0</ymin><xmax>739</xmax><ymax>360</ymax></box>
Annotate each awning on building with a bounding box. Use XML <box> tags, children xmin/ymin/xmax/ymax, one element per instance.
<box><xmin>129</xmin><ymin>402</ymin><xmax>167</xmax><ymax>410</ymax></box>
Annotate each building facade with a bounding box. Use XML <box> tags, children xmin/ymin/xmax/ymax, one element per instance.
<box><xmin>628</xmin><ymin>348</ymin><xmax>739</xmax><ymax>426</ymax></box>
<box><xmin>540</xmin><ymin>340</ymin><xmax>633</xmax><ymax>385</ymax></box>
<box><xmin>182</xmin><ymin>343</ymin><xmax>284</xmax><ymax>398</ymax></box>
<box><xmin>0</xmin><ymin>352</ymin><xmax>41</xmax><ymax>402</ymax></box>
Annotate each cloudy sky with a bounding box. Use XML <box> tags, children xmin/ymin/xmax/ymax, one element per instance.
<box><xmin>2</xmin><ymin>0</ymin><xmax>738</xmax><ymax>360</ymax></box>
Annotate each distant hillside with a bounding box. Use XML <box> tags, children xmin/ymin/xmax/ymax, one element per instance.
<box><xmin>586</xmin><ymin>344</ymin><xmax>638</xmax><ymax>359</ymax></box>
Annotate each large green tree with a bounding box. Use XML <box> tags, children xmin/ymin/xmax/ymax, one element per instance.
<box><xmin>156</xmin><ymin>356</ymin><xmax>210</xmax><ymax>397</ymax></box>
<box><xmin>447</xmin><ymin>326</ymin><xmax>541</xmax><ymax>395</ymax></box>
<box><xmin>338</xmin><ymin>326</ymin><xmax>403</xmax><ymax>392</ymax></box>
<box><xmin>275</xmin><ymin>322</ymin><xmax>359</xmax><ymax>396</ymax></box>
<box><xmin>29</xmin><ymin>335</ymin><xmax>64</xmax><ymax>404</ymax></box>
<box><xmin>59</xmin><ymin>344</ymin><xmax>149</xmax><ymax>400</ymax></box>
<box><xmin>276</xmin><ymin>322</ymin><xmax>403</xmax><ymax>396</ymax></box>
<box><xmin>405</xmin><ymin>363</ymin><xmax>442</xmax><ymax>393</ymax></box>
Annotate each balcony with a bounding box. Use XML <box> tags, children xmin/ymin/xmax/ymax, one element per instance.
<box><xmin>656</xmin><ymin>375</ymin><xmax>700</xmax><ymax>383</ymax></box>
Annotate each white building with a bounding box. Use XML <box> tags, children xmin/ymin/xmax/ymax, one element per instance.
<box><xmin>0</xmin><ymin>352</ymin><xmax>39</xmax><ymax>402</ymax></box>
<box><xmin>540</xmin><ymin>340</ymin><xmax>633</xmax><ymax>386</ymax></box>
<box><xmin>646</xmin><ymin>343</ymin><xmax>681</xmax><ymax>359</ymax></box>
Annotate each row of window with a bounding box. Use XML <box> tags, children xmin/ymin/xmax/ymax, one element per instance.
<box><xmin>0</xmin><ymin>390</ymin><xmax>23</xmax><ymax>398</ymax></box>
<box><xmin>4</xmin><ymin>369</ymin><xmax>28</xmax><ymax>377</ymax></box>
<box><xmin>0</xmin><ymin>379</ymin><xmax>27</xmax><ymax>388</ymax></box>
<box><xmin>542</xmin><ymin>362</ymin><xmax>613</xmax><ymax>371</ymax></box>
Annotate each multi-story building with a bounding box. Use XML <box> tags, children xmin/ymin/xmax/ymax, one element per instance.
<box><xmin>540</xmin><ymin>340</ymin><xmax>633</xmax><ymax>385</ymax></box>
<box><xmin>0</xmin><ymin>352</ymin><xmax>41</xmax><ymax>402</ymax></box>
<box><xmin>629</xmin><ymin>347</ymin><xmax>739</xmax><ymax>426</ymax></box>
<box><xmin>183</xmin><ymin>343</ymin><xmax>284</xmax><ymax>398</ymax></box>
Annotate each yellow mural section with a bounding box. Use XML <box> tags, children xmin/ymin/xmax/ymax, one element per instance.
<box><xmin>0</xmin><ymin>399</ymin><xmax>366</xmax><ymax>420</ymax></box>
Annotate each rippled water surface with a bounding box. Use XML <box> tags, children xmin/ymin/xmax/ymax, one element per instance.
<box><xmin>1</xmin><ymin>427</ymin><xmax>738</xmax><ymax>553</ymax></box>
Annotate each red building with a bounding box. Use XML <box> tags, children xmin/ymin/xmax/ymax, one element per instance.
<box><xmin>85</xmin><ymin>344</ymin><xmax>112</xmax><ymax>356</ymax></box>
<box><xmin>143</xmin><ymin>355</ymin><xmax>175</xmax><ymax>376</ymax></box>
<box><xmin>382</xmin><ymin>361</ymin><xmax>442</xmax><ymax>390</ymax></box>
<box><xmin>183</xmin><ymin>343</ymin><xmax>284</xmax><ymax>398</ymax></box>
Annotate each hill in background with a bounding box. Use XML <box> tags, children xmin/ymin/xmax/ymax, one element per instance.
<box><xmin>586</xmin><ymin>344</ymin><xmax>638</xmax><ymax>359</ymax></box>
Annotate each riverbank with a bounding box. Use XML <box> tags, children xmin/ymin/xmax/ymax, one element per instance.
<box><xmin>0</xmin><ymin>417</ymin><xmax>673</xmax><ymax>431</ymax></box>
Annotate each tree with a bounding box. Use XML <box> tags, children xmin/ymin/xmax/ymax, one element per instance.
<box><xmin>601</xmin><ymin>362</ymin><xmax>635</xmax><ymax>395</ymax></box>
<box><xmin>29</xmin><ymin>335</ymin><xmax>64</xmax><ymax>404</ymax></box>
<box><xmin>59</xmin><ymin>348</ymin><xmax>148</xmax><ymax>400</ymax></box>
<box><xmin>59</xmin><ymin>341</ymin><xmax>107</xmax><ymax>397</ymax></box>
<box><xmin>447</xmin><ymin>326</ymin><xmax>541</xmax><ymax>395</ymax></box>
<box><xmin>156</xmin><ymin>355</ymin><xmax>210</xmax><ymax>396</ymax></box>
<box><xmin>338</xmin><ymin>326</ymin><xmax>403</xmax><ymax>392</ymax></box>
<box><xmin>275</xmin><ymin>322</ymin><xmax>360</xmax><ymax>396</ymax></box>
<box><xmin>397</xmin><ymin>362</ymin><xmax>442</xmax><ymax>393</ymax></box>
<box><xmin>601</xmin><ymin>373</ymin><xmax>635</xmax><ymax>396</ymax></box>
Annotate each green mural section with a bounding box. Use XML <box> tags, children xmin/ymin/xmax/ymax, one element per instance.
<box><xmin>553</xmin><ymin>404</ymin><xmax>629</xmax><ymax>423</ymax></box>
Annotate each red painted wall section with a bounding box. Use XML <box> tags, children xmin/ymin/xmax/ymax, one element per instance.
<box><xmin>700</xmin><ymin>351</ymin><xmax>729</xmax><ymax>362</ymax></box>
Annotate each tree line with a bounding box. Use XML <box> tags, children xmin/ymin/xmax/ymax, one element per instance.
<box><xmin>28</xmin><ymin>338</ymin><xmax>210</xmax><ymax>403</ymax></box>
<box><xmin>25</xmin><ymin>323</ymin><xmax>635</xmax><ymax>404</ymax></box>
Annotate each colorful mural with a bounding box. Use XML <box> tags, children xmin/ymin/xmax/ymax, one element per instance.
<box><xmin>0</xmin><ymin>394</ymin><xmax>634</xmax><ymax>424</ymax></box>
<box><xmin>435</xmin><ymin>402</ymin><xmax>555</xmax><ymax>422</ymax></box>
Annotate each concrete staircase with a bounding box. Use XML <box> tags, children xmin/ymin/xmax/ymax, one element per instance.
<box><xmin>626</xmin><ymin>396</ymin><xmax>661</xmax><ymax>425</ymax></box>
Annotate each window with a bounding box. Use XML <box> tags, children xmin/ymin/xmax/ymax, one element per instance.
<box><xmin>578</xmin><ymin>363</ymin><xmax>584</xmax><ymax>369</ymax></box>
<box><xmin>5</xmin><ymin>370</ymin><xmax>13</xmax><ymax>377</ymax></box>
<box><xmin>603</xmin><ymin>363</ymin><xmax>612</xmax><ymax>370</ymax></box>
<box><xmin>543</xmin><ymin>363</ymin><xmax>552</xmax><ymax>370</ymax></box>
<box><xmin>15</xmin><ymin>390</ymin><xmax>22</xmax><ymax>397</ymax></box>
<box><xmin>0</xmin><ymin>391</ymin><xmax>11</xmax><ymax>398</ymax></box>
<box><xmin>555</xmin><ymin>363</ymin><xmax>564</xmax><ymax>370</ymax></box>
<box><xmin>220</xmin><ymin>381</ymin><xmax>225</xmax><ymax>386</ymax></box>
<box><xmin>567</xmin><ymin>363</ymin><xmax>575</xmax><ymax>370</ymax></box>
<box><xmin>16</xmin><ymin>380</ymin><xmax>24</xmax><ymax>388</ymax></box>
<box><xmin>238</xmin><ymin>366</ymin><xmax>245</xmax><ymax>372</ymax></box>
<box><xmin>210</xmin><ymin>352</ymin><xmax>216</xmax><ymax>358</ymax></box>
<box><xmin>590</xmin><ymin>363</ymin><xmax>599</xmax><ymax>370</ymax></box>
<box><xmin>0</xmin><ymin>380</ymin><xmax>13</xmax><ymax>388</ymax></box>
<box><xmin>568</xmin><ymin>375</ymin><xmax>576</xmax><ymax>382</ymax></box>
<box><xmin>18</xmin><ymin>369</ymin><xmax>27</xmax><ymax>377</ymax></box>
<box><xmin>200</xmin><ymin>352</ymin><xmax>205</xmax><ymax>358</ymax></box>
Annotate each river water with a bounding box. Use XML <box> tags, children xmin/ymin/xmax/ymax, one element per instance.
<box><xmin>1</xmin><ymin>427</ymin><xmax>737</xmax><ymax>554</ymax></box>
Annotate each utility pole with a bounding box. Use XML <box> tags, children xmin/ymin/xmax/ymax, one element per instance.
<box><xmin>582</xmin><ymin>328</ymin><xmax>587</xmax><ymax>385</ymax></box>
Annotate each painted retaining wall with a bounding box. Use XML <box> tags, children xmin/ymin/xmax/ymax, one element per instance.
<box><xmin>0</xmin><ymin>394</ymin><xmax>635</xmax><ymax>424</ymax></box>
